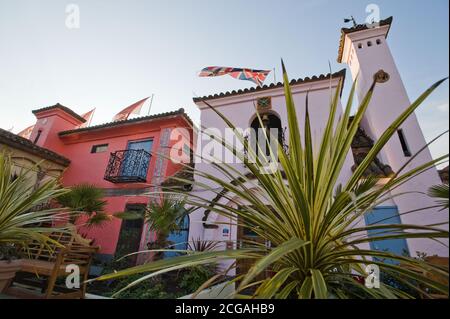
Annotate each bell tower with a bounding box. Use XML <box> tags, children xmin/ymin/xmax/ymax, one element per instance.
<box><xmin>338</xmin><ymin>17</ymin><xmax>448</xmax><ymax>256</ymax></box>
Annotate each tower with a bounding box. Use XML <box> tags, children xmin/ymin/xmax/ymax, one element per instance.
<box><xmin>338</xmin><ymin>17</ymin><xmax>448</xmax><ymax>256</ymax></box>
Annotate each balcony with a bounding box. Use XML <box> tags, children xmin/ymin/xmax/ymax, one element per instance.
<box><xmin>104</xmin><ymin>149</ymin><xmax>151</xmax><ymax>183</ymax></box>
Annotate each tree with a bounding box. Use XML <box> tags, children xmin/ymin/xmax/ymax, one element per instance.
<box><xmin>145</xmin><ymin>196</ymin><xmax>187</xmax><ymax>260</ymax></box>
<box><xmin>56</xmin><ymin>183</ymin><xmax>110</xmax><ymax>228</ymax></box>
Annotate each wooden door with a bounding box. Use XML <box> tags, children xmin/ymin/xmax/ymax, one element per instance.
<box><xmin>236</xmin><ymin>218</ymin><xmax>269</xmax><ymax>282</ymax></box>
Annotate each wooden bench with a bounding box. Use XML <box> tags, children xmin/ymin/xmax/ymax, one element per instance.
<box><xmin>401</xmin><ymin>256</ymin><xmax>449</xmax><ymax>299</ymax></box>
<box><xmin>11</xmin><ymin>228</ymin><xmax>99</xmax><ymax>299</ymax></box>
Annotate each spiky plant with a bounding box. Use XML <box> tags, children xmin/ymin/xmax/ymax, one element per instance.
<box><xmin>428</xmin><ymin>184</ymin><xmax>449</xmax><ymax>210</ymax></box>
<box><xmin>0</xmin><ymin>151</ymin><xmax>69</xmax><ymax>252</ymax></box>
<box><xmin>188</xmin><ymin>238</ymin><xmax>221</xmax><ymax>252</ymax></box>
<box><xmin>94</xmin><ymin>63</ymin><xmax>449</xmax><ymax>299</ymax></box>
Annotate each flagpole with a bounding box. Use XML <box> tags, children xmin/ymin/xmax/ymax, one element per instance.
<box><xmin>147</xmin><ymin>94</ymin><xmax>155</xmax><ymax>116</ymax></box>
<box><xmin>88</xmin><ymin>107</ymin><xmax>97</xmax><ymax>126</ymax></box>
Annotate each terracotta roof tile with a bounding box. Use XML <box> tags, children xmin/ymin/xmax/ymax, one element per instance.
<box><xmin>337</xmin><ymin>17</ymin><xmax>393</xmax><ymax>63</ymax></box>
<box><xmin>33</xmin><ymin>103</ymin><xmax>86</xmax><ymax>123</ymax></box>
<box><xmin>59</xmin><ymin>108</ymin><xmax>192</xmax><ymax>136</ymax></box>
<box><xmin>351</xmin><ymin>125</ymin><xmax>394</xmax><ymax>178</ymax></box>
<box><xmin>193</xmin><ymin>69</ymin><xmax>346</xmax><ymax>103</ymax></box>
<box><xmin>0</xmin><ymin>128</ymin><xmax>70</xmax><ymax>166</ymax></box>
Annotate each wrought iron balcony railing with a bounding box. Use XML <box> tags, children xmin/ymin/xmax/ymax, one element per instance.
<box><xmin>104</xmin><ymin>149</ymin><xmax>151</xmax><ymax>183</ymax></box>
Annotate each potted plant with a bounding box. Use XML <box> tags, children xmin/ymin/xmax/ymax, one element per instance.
<box><xmin>0</xmin><ymin>152</ymin><xmax>69</xmax><ymax>293</ymax></box>
<box><xmin>0</xmin><ymin>244</ymin><xmax>22</xmax><ymax>292</ymax></box>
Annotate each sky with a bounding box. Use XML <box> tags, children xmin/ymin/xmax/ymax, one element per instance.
<box><xmin>0</xmin><ymin>0</ymin><xmax>448</xmax><ymax>164</ymax></box>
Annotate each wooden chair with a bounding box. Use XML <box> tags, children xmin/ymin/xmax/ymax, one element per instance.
<box><xmin>10</xmin><ymin>229</ymin><xmax>99</xmax><ymax>299</ymax></box>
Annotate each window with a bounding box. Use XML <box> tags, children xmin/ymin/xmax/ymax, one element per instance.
<box><xmin>91</xmin><ymin>144</ymin><xmax>109</xmax><ymax>153</ymax></box>
<box><xmin>397</xmin><ymin>129</ymin><xmax>411</xmax><ymax>157</ymax></box>
<box><xmin>367</xmin><ymin>41</ymin><xmax>373</xmax><ymax>47</ymax></box>
<box><xmin>33</xmin><ymin>130</ymin><xmax>42</xmax><ymax>144</ymax></box>
<box><xmin>358</xmin><ymin>43</ymin><xmax>363</xmax><ymax>49</ymax></box>
<box><xmin>365</xmin><ymin>206</ymin><xmax>410</xmax><ymax>264</ymax></box>
<box><xmin>376</xmin><ymin>39</ymin><xmax>382</xmax><ymax>45</ymax></box>
<box><xmin>249</xmin><ymin>113</ymin><xmax>283</xmax><ymax>158</ymax></box>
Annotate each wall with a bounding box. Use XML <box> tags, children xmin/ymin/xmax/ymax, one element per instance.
<box><xmin>0</xmin><ymin>143</ymin><xmax>67</xmax><ymax>188</ymax></box>
<box><xmin>190</xmin><ymin>76</ymin><xmax>356</xmax><ymax>246</ymax></box>
<box><xmin>30</xmin><ymin>111</ymin><xmax>192</xmax><ymax>256</ymax></box>
<box><xmin>341</xmin><ymin>25</ymin><xmax>448</xmax><ymax>257</ymax></box>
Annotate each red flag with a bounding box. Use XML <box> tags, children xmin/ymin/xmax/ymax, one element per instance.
<box><xmin>113</xmin><ymin>97</ymin><xmax>149</xmax><ymax>122</ymax></box>
<box><xmin>18</xmin><ymin>125</ymin><xmax>35</xmax><ymax>139</ymax></box>
<box><xmin>79</xmin><ymin>108</ymin><xmax>96</xmax><ymax>128</ymax></box>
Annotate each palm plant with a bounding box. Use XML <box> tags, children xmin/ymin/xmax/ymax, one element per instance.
<box><xmin>428</xmin><ymin>184</ymin><xmax>449</xmax><ymax>210</ymax></box>
<box><xmin>56</xmin><ymin>183</ymin><xmax>110</xmax><ymax>227</ymax></box>
<box><xmin>145</xmin><ymin>196</ymin><xmax>187</xmax><ymax>260</ymax></box>
<box><xmin>0</xmin><ymin>151</ymin><xmax>70</xmax><ymax>252</ymax></box>
<box><xmin>94</xmin><ymin>63</ymin><xmax>449</xmax><ymax>299</ymax></box>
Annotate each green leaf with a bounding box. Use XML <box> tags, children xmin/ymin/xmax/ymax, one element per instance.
<box><xmin>310</xmin><ymin>269</ymin><xmax>328</xmax><ymax>299</ymax></box>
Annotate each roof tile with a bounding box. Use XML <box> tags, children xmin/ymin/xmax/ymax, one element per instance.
<box><xmin>193</xmin><ymin>69</ymin><xmax>346</xmax><ymax>102</ymax></box>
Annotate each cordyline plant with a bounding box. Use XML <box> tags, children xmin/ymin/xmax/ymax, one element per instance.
<box><xmin>0</xmin><ymin>152</ymin><xmax>70</xmax><ymax>253</ymax></box>
<box><xmin>94</xmin><ymin>62</ymin><xmax>449</xmax><ymax>299</ymax></box>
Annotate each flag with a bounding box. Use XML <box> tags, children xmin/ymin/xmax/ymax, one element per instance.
<box><xmin>113</xmin><ymin>97</ymin><xmax>149</xmax><ymax>122</ymax></box>
<box><xmin>199</xmin><ymin>67</ymin><xmax>271</xmax><ymax>86</ymax></box>
<box><xmin>18</xmin><ymin>125</ymin><xmax>34</xmax><ymax>139</ymax></box>
<box><xmin>79</xmin><ymin>108</ymin><xmax>95</xmax><ymax>128</ymax></box>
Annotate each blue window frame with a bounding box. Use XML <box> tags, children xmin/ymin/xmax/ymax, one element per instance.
<box><xmin>164</xmin><ymin>213</ymin><xmax>189</xmax><ymax>259</ymax></box>
<box><xmin>364</xmin><ymin>206</ymin><xmax>410</xmax><ymax>264</ymax></box>
<box><xmin>121</xmin><ymin>139</ymin><xmax>153</xmax><ymax>178</ymax></box>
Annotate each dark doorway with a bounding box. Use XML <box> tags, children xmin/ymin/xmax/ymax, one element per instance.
<box><xmin>250</xmin><ymin>113</ymin><xmax>283</xmax><ymax>157</ymax></box>
<box><xmin>115</xmin><ymin>204</ymin><xmax>146</xmax><ymax>266</ymax></box>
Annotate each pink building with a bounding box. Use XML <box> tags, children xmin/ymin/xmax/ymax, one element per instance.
<box><xmin>27</xmin><ymin>103</ymin><xmax>194</xmax><ymax>262</ymax></box>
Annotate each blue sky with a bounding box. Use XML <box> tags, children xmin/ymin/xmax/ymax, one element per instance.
<box><xmin>0</xmin><ymin>0</ymin><xmax>448</xmax><ymax>163</ymax></box>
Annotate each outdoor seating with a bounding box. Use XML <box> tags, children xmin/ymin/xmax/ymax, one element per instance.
<box><xmin>7</xmin><ymin>229</ymin><xmax>98</xmax><ymax>299</ymax></box>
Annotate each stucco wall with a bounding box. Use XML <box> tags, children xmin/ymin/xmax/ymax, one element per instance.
<box><xmin>341</xmin><ymin>25</ymin><xmax>448</xmax><ymax>257</ymax></box>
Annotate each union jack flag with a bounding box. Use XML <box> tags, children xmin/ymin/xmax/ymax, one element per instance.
<box><xmin>199</xmin><ymin>67</ymin><xmax>271</xmax><ymax>87</ymax></box>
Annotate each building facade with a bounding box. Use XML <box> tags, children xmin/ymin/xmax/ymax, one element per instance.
<box><xmin>188</xmin><ymin>16</ymin><xmax>449</xmax><ymax>268</ymax></box>
<box><xmin>0</xmin><ymin>127</ymin><xmax>69</xmax><ymax>189</ymax></box>
<box><xmin>22</xmin><ymin>104</ymin><xmax>194</xmax><ymax>262</ymax></box>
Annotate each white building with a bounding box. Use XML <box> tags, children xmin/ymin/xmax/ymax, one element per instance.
<box><xmin>188</xmin><ymin>17</ymin><xmax>448</xmax><ymax>266</ymax></box>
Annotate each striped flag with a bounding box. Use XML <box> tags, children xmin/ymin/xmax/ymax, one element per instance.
<box><xmin>79</xmin><ymin>108</ymin><xmax>96</xmax><ymax>128</ymax></box>
<box><xmin>199</xmin><ymin>67</ymin><xmax>271</xmax><ymax>86</ymax></box>
<box><xmin>113</xmin><ymin>97</ymin><xmax>149</xmax><ymax>122</ymax></box>
<box><xmin>18</xmin><ymin>125</ymin><xmax>35</xmax><ymax>139</ymax></box>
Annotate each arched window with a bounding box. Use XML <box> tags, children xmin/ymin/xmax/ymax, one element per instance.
<box><xmin>358</xmin><ymin>43</ymin><xmax>363</xmax><ymax>49</ymax></box>
<box><xmin>249</xmin><ymin>113</ymin><xmax>283</xmax><ymax>157</ymax></box>
<box><xmin>367</xmin><ymin>41</ymin><xmax>373</xmax><ymax>47</ymax></box>
<box><xmin>376</xmin><ymin>39</ymin><xmax>382</xmax><ymax>45</ymax></box>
